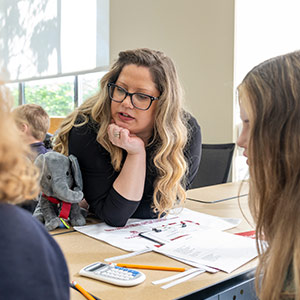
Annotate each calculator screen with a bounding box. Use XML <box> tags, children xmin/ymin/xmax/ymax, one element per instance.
<box><xmin>87</xmin><ymin>263</ymin><xmax>106</xmax><ymax>272</ymax></box>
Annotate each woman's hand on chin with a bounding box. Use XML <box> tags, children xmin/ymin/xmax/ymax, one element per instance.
<box><xmin>108</xmin><ymin>123</ymin><xmax>145</xmax><ymax>155</ymax></box>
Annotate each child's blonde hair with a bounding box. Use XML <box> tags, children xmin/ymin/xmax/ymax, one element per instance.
<box><xmin>12</xmin><ymin>103</ymin><xmax>50</xmax><ymax>141</ymax></box>
<box><xmin>0</xmin><ymin>84</ymin><xmax>40</xmax><ymax>204</ymax></box>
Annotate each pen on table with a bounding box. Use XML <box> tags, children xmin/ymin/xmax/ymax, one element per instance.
<box><xmin>115</xmin><ymin>263</ymin><xmax>186</xmax><ymax>272</ymax></box>
<box><xmin>138</xmin><ymin>232</ymin><xmax>164</xmax><ymax>245</ymax></box>
<box><xmin>70</xmin><ymin>285</ymin><xmax>101</xmax><ymax>300</ymax></box>
<box><xmin>71</xmin><ymin>281</ymin><xmax>97</xmax><ymax>300</ymax></box>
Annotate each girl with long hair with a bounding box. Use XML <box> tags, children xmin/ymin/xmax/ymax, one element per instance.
<box><xmin>53</xmin><ymin>48</ymin><xmax>201</xmax><ymax>227</ymax></box>
<box><xmin>237</xmin><ymin>50</ymin><xmax>300</xmax><ymax>300</ymax></box>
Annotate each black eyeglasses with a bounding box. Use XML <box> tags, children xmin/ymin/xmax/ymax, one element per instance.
<box><xmin>107</xmin><ymin>83</ymin><xmax>159</xmax><ymax>111</ymax></box>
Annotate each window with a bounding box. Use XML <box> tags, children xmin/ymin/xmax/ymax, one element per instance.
<box><xmin>6</xmin><ymin>83</ymin><xmax>19</xmax><ymax>107</ymax></box>
<box><xmin>24</xmin><ymin>77</ymin><xmax>74</xmax><ymax>117</ymax></box>
<box><xmin>8</xmin><ymin>71</ymin><xmax>106</xmax><ymax>116</ymax></box>
<box><xmin>79</xmin><ymin>71</ymin><xmax>107</xmax><ymax>105</ymax></box>
<box><xmin>0</xmin><ymin>0</ymin><xmax>109</xmax><ymax>82</ymax></box>
<box><xmin>1</xmin><ymin>0</ymin><xmax>109</xmax><ymax>116</ymax></box>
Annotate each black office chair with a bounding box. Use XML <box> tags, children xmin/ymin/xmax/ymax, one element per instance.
<box><xmin>190</xmin><ymin>143</ymin><xmax>235</xmax><ymax>189</ymax></box>
<box><xmin>43</xmin><ymin>132</ymin><xmax>53</xmax><ymax>150</ymax></box>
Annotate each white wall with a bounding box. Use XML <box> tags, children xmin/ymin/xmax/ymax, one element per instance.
<box><xmin>110</xmin><ymin>0</ymin><xmax>234</xmax><ymax>143</ymax></box>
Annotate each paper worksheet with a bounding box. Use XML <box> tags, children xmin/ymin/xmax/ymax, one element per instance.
<box><xmin>74</xmin><ymin>208</ymin><xmax>241</xmax><ymax>252</ymax></box>
<box><xmin>154</xmin><ymin>229</ymin><xmax>258</xmax><ymax>273</ymax></box>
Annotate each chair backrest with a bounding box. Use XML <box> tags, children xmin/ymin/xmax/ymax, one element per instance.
<box><xmin>190</xmin><ymin>143</ymin><xmax>235</xmax><ymax>189</ymax></box>
<box><xmin>43</xmin><ymin>132</ymin><xmax>53</xmax><ymax>150</ymax></box>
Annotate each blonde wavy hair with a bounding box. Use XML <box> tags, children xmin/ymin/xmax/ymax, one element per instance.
<box><xmin>238</xmin><ymin>50</ymin><xmax>300</xmax><ymax>300</ymax></box>
<box><xmin>0</xmin><ymin>83</ymin><xmax>40</xmax><ymax>204</ymax></box>
<box><xmin>53</xmin><ymin>48</ymin><xmax>189</xmax><ymax>216</ymax></box>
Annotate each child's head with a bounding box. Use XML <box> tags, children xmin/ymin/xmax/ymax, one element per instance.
<box><xmin>0</xmin><ymin>85</ymin><xmax>40</xmax><ymax>204</ymax></box>
<box><xmin>12</xmin><ymin>104</ymin><xmax>50</xmax><ymax>143</ymax></box>
<box><xmin>237</xmin><ymin>50</ymin><xmax>300</xmax><ymax>219</ymax></box>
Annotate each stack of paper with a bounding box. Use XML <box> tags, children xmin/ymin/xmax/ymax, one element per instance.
<box><xmin>155</xmin><ymin>229</ymin><xmax>258</xmax><ymax>273</ymax></box>
<box><xmin>74</xmin><ymin>208</ymin><xmax>241</xmax><ymax>252</ymax></box>
<box><xmin>74</xmin><ymin>208</ymin><xmax>258</xmax><ymax>273</ymax></box>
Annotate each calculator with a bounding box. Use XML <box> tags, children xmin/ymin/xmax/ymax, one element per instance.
<box><xmin>79</xmin><ymin>262</ymin><xmax>146</xmax><ymax>286</ymax></box>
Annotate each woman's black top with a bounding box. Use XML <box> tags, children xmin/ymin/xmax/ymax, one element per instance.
<box><xmin>69</xmin><ymin>114</ymin><xmax>202</xmax><ymax>226</ymax></box>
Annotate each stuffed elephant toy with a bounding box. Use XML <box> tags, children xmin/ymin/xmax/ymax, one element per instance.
<box><xmin>33</xmin><ymin>151</ymin><xmax>86</xmax><ymax>231</ymax></box>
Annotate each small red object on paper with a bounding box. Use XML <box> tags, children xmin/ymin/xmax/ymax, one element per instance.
<box><xmin>235</xmin><ymin>230</ymin><xmax>256</xmax><ymax>239</ymax></box>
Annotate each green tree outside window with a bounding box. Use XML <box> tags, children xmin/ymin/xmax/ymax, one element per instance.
<box><xmin>25</xmin><ymin>82</ymin><xmax>74</xmax><ymax>117</ymax></box>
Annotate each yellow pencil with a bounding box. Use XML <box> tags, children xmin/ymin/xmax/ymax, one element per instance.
<box><xmin>116</xmin><ymin>263</ymin><xmax>185</xmax><ymax>272</ymax></box>
<box><xmin>72</xmin><ymin>280</ymin><xmax>96</xmax><ymax>300</ymax></box>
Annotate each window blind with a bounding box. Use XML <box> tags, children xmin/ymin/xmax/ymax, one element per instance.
<box><xmin>0</xmin><ymin>0</ymin><xmax>109</xmax><ymax>83</ymax></box>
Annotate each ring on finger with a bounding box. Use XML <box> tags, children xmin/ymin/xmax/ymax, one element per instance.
<box><xmin>113</xmin><ymin>131</ymin><xmax>120</xmax><ymax>138</ymax></box>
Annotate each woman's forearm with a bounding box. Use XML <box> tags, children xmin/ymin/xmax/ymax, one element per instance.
<box><xmin>113</xmin><ymin>150</ymin><xmax>146</xmax><ymax>201</ymax></box>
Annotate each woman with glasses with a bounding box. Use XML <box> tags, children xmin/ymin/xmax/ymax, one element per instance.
<box><xmin>53</xmin><ymin>48</ymin><xmax>201</xmax><ymax>227</ymax></box>
<box><xmin>237</xmin><ymin>50</ymin><xmax>300</xmax><ymax>300</ymax></box>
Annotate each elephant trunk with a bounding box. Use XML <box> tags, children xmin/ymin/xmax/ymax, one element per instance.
<box><xmin>52</xmin><ymin>180</ymin><xmax>83</xmax><ymax>203</ymax></box>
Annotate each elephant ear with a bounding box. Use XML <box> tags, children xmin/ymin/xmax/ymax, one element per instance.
<box><xmin>34</xmin><ymin>154</ymin><xmax>46</xmax><ymax>182</ymax></box>
<box><xmin>69</xmin><ymin>154</ymin><xmax>83</xmax><ymax>190</ymax></box>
